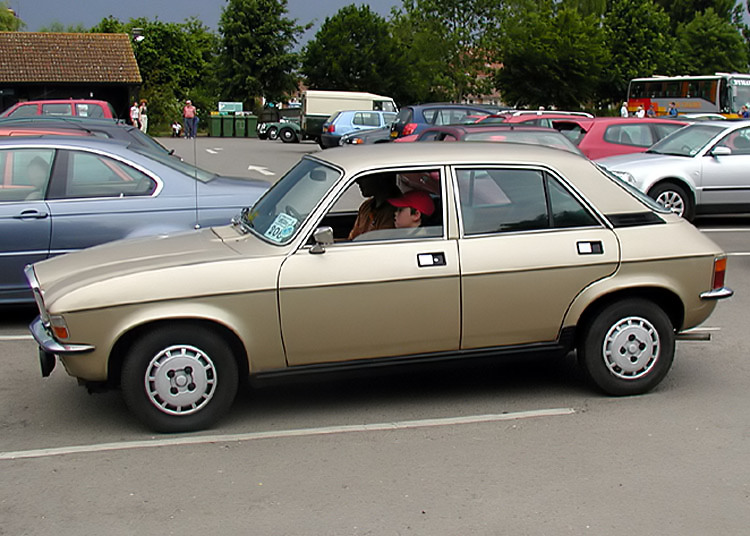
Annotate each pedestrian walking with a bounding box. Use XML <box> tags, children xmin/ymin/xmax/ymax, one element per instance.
<box><xmin>129</xmin><ymin>101</ymin><xmax>140</xmax><ymax>128</ymax></box>
<box><xmin>183</xmin><ymin>99</ymin><xmax>197</xmax><ymax>138</ymax></box>
<box><xmin>138</xmin><ymin>100</ymin><xmax>148</xmax><ymax>133</ymax></box>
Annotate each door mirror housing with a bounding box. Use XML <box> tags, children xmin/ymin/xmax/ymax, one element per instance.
<box><xmin>310</xmin><ymin>226</ymin><xmax>334</xmax><ymax>254</ymax></box>
<box><xmin>710</xmin><ymin>146</ymin><xmax>732</xmax><ymax>157</ymax></box>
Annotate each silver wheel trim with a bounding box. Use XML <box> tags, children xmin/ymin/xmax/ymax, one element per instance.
<box><xmin>144</xmin><ymin>344</ymin><xmax>217</xmax><ymax>416</ymax></box>
<box><xmin>602</xmin><ymin>316</ymin><xmax>660</xmax><ymax>380</ymax></box>
<box><xmin>655</xmin><ymin>190</ymin><xmax>685</xmax><ymax>217</ymax></box>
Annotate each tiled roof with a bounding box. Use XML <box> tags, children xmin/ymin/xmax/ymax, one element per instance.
<box><xmin>0</xmin><ymin>32</ymin><xmax>142</xmax><ymax>84</ymax></box>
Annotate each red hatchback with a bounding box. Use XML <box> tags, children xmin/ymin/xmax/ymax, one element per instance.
<box><xmin>548</xmin><ymin>117</ymin><xmax>688</xmax><ymax>160</ymax></box>
<box><xmin>1</xmin><ymin>99</ymin><xmax>116</xmax><ymax>119</ymax></box>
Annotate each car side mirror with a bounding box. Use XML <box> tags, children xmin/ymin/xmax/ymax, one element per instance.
<box><xmin>310</xmin><ymin>226</ymin><xmax>334</xmax><ymax>254</ymax></box>
<box><xmin>710</xmin><ymin>146</ymin><xmax>732</xmax><ymax>157</ymax></box>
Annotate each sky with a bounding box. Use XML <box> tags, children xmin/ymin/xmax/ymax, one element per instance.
<box><xmin>10</xmin><ymin>0</ymin><xmax>402</xmax><ymax>41</ymax></box>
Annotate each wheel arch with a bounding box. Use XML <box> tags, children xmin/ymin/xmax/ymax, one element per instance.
<box><xmin>647</xmin><ymin>177</ymin><xmax>695</xmax><ymax>201</ymax></box>
<box><xmin>572</xmin><ymin>286</ymin><xmax>685</xmax><ymax>347</ymax></box>
<box><xmin>107</xmin><ymin>318</ymin><xmax>249</xmax><ymax>388</ymax></box>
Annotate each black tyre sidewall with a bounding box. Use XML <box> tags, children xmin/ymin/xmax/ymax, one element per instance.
<box><xmin>650</xmin><ymin>182</ymin><xmax>695</xmax><ymax>221</ymax></box>
<box><xmin>121</xmin><ymin>326</ymin><xmax>239</xmax><ymax>433</ymax></box>
<box><xmin>280</xmin><ymin>128</ymin><xmax>297</xmax><ymax>143</ymax></box>
<box><xmin>579</xmin><ymin>299</ymin><xmax>675</xmax><ymax>396</ymax></box>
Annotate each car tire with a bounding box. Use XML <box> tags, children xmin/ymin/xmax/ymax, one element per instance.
<box><xmin>280</xmin><ymin>128</ymin><xmax>298</xmax><ymax>143</ymax></box>
<box><xmin>267</xmin><ymin>126</ymin><xmax>279</xmax><ymax>140</ymax></box>
<box><xmin>121</xmin><ymin>325</ymin><xmax>239</xmax><ymax>433</ymax></box>
<box><xmin>257</xmin><ymin>133</ymin><xmax>268</xmax><ymax>140</ymax></box>
<box><xmin>578</xmin><ymin>299</ymin><xmax>674</xmax><ymax>396</ymax></box>
<box><xmin>648</xmin><ymin>182</ymin><xmax>694</xmax><ymax>221</ymax></box>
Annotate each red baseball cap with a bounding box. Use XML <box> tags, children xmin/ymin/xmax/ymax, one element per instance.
<box><xmin>388</xmin><ymin>190</ymin><xmax>435</xmax><ymax>216</ymax></box>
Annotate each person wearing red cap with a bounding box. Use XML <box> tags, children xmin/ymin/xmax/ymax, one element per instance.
<box><xmin>388</xmin><ymin>190</ymin><xmax>435</xmax><ymax>229</ymax></box>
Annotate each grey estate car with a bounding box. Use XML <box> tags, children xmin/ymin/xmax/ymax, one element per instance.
<box><xmin>0</xmin><ymin>137</ymin><xmax>268</xmax><ymax>303</ymax></box>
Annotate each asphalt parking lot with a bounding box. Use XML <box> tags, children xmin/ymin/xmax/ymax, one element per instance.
<box><xmin>1</xmin><ymin>137</ymin><xmax>748</xmax><ymax>535</ymax></box>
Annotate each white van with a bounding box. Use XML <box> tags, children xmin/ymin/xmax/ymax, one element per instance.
<box><xmin>301</xmin><ymin>90</ymin><xmax>398</xmax><ymax>142</ymax></box>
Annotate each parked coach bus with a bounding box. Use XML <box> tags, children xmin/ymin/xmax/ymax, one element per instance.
<box><xmin>627</xmin><ymin>73</ymin><xmax>750</xmax><ymax>117</ymax></box>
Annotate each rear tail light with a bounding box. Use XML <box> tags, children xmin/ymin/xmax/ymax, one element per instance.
<box><xmin>711</xmin><ymin>257</ymin><xmax>727</xmax><ymax>290</ymax></box>
<box><xmin>327</xmin><ymin>124</ymin><xmax>335</xmax><ymax>133</ymax></box>
<box><xmin>402</xmin><ymin>123</ymin><xmax>417</xmax><ymax>136</ymax></box>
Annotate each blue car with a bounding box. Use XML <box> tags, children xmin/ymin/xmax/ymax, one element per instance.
<box><xmin>319</xmin><ymin>110</ymin><xmax>397</xmax><ymax>148</ymax></box>
<box><xmin>0</xmin><ymin>137</ymin><xmax>268</xmax><ymax>303</ymax></box>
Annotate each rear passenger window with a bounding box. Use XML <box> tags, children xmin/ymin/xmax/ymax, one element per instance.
<box><xmin>353</xmin><ymin>112</ymin><xmax>380</xmax><ymax>127</ymax></box>
<box><xmin>76</xmin><ymin>103</ymin><xmax>105</xmax><ymax>118</ymax></box>
<box><xmin>457</xmin><ymin>168</ymin><xmax>597</xmax><ymax>235</ymax></box>
<box><xmin>56</xmin><ymin>151</ymin><xmax>156</xmax><ymax>199</ymax></box>
<box><xmin>603</xmin><ymin>124</ymin><xmax>654</xmax><ymax>147</ymax></box>
<box><xmin>42</xmin><ymin>103</ymin><xmax>73</xmax><ymax>116</ymax></box>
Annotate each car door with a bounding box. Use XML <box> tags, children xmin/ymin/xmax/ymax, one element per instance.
<box><xmin>699</xmin><ymin>126</ymin><xmax>750</xmax><ymax>208</ymax></box>
<box><xmin>277</xmin><ymin>168</ymin><xmax>461</xmax><ymax>366</ymax></box>
<box><xmin>454</xmin><ymin>166</ymin><xmax>620</xmax><ymax>349</ymax></box>
<box><xmin>45</xmin><ymin>149</ymin><xmax>184</xmax><ymax>255</ymax></box>
<box><xmin>0</xmin><ymin>148</ymin><xmax>54</xmax><ymax>301</ymax></box>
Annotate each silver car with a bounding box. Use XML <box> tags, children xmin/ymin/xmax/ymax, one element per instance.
<box><xmin>0</xmin><ymin>137</ymin><xmax>268</xmax><ymax>303</ymax></box>
<box><xmin>597</xmin><ymin>121</ymin><xmax>750</xmax><ymax>220</ymax></box>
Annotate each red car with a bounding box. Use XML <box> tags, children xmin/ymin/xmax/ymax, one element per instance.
<box><xmin>1</xmin><ymin>99</ymin><xmax>116</xmax><ymax>119</ymax></box>
<box><xmin>549</xmin><ymin>117</ymin><xmax>688</xmax><ymax>160</ymax></box>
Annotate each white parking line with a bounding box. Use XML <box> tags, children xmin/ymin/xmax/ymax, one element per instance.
<box><xmin>0</xmin><ymin>335</ymin><xmax>33</xmax><ymax>341</ymax></box>
<box><xmin>0</xmin><ymin>407</ymin><xmax>575</xmax><ymax>461</ymax></box>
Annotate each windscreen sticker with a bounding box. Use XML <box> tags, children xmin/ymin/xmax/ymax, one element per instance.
<box><xmin>264</xmin><ymin>212</ymin><xmax>299</xmax><ymax>242</ymax></box>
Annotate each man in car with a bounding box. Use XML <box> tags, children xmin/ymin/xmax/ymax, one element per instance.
<box><xmin>348</xmin><ymin>173</ymin><xmax>402</xmax><ymax>240</ymax></box>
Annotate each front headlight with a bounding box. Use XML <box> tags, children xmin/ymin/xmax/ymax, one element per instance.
<box><xmin>610</xmin><ymin>170</ymin><xmax>637</xmax><ymax>186</ymax></box>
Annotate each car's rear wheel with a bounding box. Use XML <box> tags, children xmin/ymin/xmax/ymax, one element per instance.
<box><xmin>267</xmin><ymin>126</ymin><xmax>279</xmax><ymax>140</ymax></box>
<box><xmin>280</xmin><ymin>128</ymin><xmax>298</xmax><ymax>143</ymax></box>
<box><xmin>578</xmin><ymin>299</ymin><xmax>674</xmax><ymax>396</ymax></box>
<box><xmin>121</xmin><ymin>325</ymin><xmax>239</xmax><ymax>433</ymax></box>
<box><xmin>649</xmin><ymin>182</ymin><xmax>694</xmax><ymax>220</ymax></box>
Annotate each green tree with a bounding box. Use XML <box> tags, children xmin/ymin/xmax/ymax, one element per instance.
<box><xmin>301</xmin><ymin>5</ymin><xmax>401</xmax><ymax>97</ymax></box>
<box><xmin>39</xmin><ymin>21</ymin><xmax>88</xmax><ymax>32</ymax></box>
<box><xmin>497</xmin><ymin>3</ymin><xmax>609</xmax><ymax>109</ymax></box>
<box><xmin>653</xmin><ymin>0</ymin><xmax>735</xmax><ymax>26</ymax></box>
<box><xmin>392</xmin><ymin>0</ymin><xmax>503</xmax><ymax>103</ymax></box>
<box><xmin>217</xmin><ymin>0</ymin><xmax>306</xmax><ymax>107</ymax></box>
<box><xmin>0</xmin><ymin>1</ymin><xmax>23</xmax><ymax>31</ymax></box>
<box><xmin>598</xmin><ymin>0</ymin><xmax>678</xmax><ymax>106</ymax></box>
<box><xmin>676</xmin><ymin>8</ymin><xmax>748</xmax><ymax>73</ymax></box>
<box><xmin>90</xmin><ymin>16</ymin><xmax>218</xmax><ymax>132</ymax></box>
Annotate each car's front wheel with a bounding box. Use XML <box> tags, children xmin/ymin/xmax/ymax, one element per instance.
<box><xmin>267</xmin><ymin>126</ymin><xmax>279</xmax><ymax>140</ymax></box>
<box><xmin>649</xmin><ymin>182</ymin><xmax>694</xmax><ymax>220</ymax></box>
<box><xmin>578</xmin><ymin>299</ymin><xmax>675</xmax><ymax>396</ymax></box>
<box><xmin>121</xmin><ymin>325</ymin><xmax>239</xmax><ymax>433</ymax></box>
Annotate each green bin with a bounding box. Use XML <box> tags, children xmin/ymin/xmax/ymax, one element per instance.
<box><xmin>222</xmin><ymin>115</ymin><xmax>234</xmax><ymax>137</ymax></box>
<box><xmin>245</xmin><ymin>114</ymin><xmax>258</xmax><ymax>138</ymax></box>
<box><xmin>209</xmin><ymin>116</ymin><xmax>222</xmax><ymax>137</ymax></box>
<box><xmin>234</xmin><ymin>115</ymin><xmax>246</xmax><ymax>137</ymax></box>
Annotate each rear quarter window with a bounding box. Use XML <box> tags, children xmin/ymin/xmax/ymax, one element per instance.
<box><xmin>603</xmin><ymin>124</ymin><xmax>654</xmax><ymax>147</ymax></box>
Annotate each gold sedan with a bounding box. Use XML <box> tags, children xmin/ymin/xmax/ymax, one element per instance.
<box><xmin>26</xmin><ymin>143</ymin><xmax>733</xmax><ymax>432</ymax></box>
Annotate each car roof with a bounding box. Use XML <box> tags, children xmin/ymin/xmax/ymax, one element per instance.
<box><xmin>0</xmin><ymin>134</ymin><xmax>134</xmax><ymax>152</ymax></box>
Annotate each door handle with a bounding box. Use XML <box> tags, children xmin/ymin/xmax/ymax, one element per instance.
<box><xmin>14</xmin><ymin>209</ymin><xmax>49</xmax><ymax>220</ymax></box>
<box><xmin>417</xmin><ymin>252</ymin><xmax>446</xmax><ymax>267</ymax></box>
<box><xmin>577</xmin><ymin>241</ymin><xmax>603</xmax><ymax>255</ymax></box>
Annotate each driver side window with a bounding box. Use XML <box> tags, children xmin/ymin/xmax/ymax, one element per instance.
<box><xmin>317</xmin><ymin>169</ymin><xmax>444</xmax><ymax>243</ymax></box>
